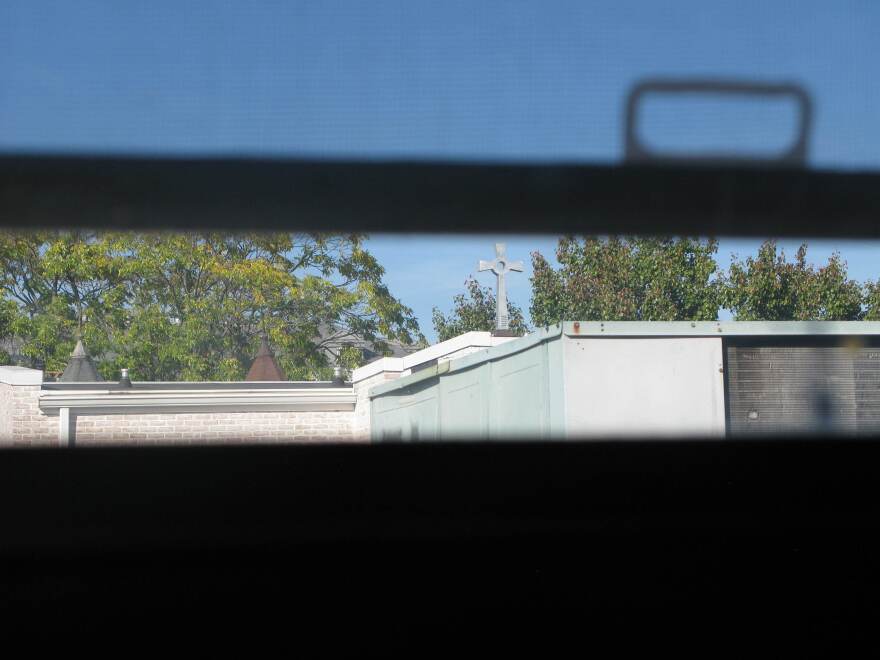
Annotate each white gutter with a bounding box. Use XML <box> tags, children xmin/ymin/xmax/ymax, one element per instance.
<box><xmin>39</xmin><ymin>385</ymin><xmax>356</xmax><ymax>416</ymax></box>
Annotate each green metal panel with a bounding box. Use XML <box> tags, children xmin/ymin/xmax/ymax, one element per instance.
<box><xmin>488</xmin><ymin>339</ymin><xmax>548</xmax><ymax>439</ymax></box>
<box><xmin>438</xmin><ymin>361</ymin><xmax>489</xmax><ymax>440</ymax></box>
<box><xmin>370</xmin><ymin>325</ymin><xmax>564</xmax><ymax>400</ymax></box>
<box><xmin>371</xmin><ymin>377</ymin><xmax>440</xmax><ymax>442</ymax></box>
<box><xmin>371</xmin><ymin>326</ymin><xmax>566</xmax><ymax>441</ymax></box>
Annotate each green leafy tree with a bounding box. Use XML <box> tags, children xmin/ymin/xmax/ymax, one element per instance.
<box><xmin>864</xmin><ymin>280</ymin><xmax>880</xmax><ymax>320</ymax></box>
<box><xmin>721</xmin><ymin>241</ymin><xmax>863</xmax><ymax>320</ymax></box>
<box><xmin>0</xmin><ymin>230</ymin><xmax>128</xmax><ymax>372</ymax></box>
<box><xmin>432</xmin><ymin>276</ymin><xmax>528</xmax><ymax>342</ymax></box>
<box><xmin>0</xmin><ymin>298</ymin><xmax>16</xmax><ymax>365</ymax></box>
<box><xmin>0</xmin><ymin>231</ymin><xmax>422</xmax><ymax>380</ymax></box>
<box><xmin>530</xmin><ymin>236</ymin><xmax>721</xmax><ymax>326</ymax></box>
<box><xmin>111</xmin><ymin>232</ymin><xmax>423</xmax><ymax>380</ymax></box>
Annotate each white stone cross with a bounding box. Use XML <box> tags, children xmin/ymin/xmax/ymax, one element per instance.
<box><xmin>478</xmin><ymin>243</ymin><xmax>523</xmax><ymax>331</ymax></box>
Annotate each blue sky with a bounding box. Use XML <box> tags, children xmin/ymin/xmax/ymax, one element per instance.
<box><xmin>2</xmin><ymin>1</ymin><xmax>879</xmax><ymax>340</ymax></box>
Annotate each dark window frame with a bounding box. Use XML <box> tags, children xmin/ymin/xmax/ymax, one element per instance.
<box><xmin>3</xmin><ymin>154</ymin><xmax>880</xmax><ymax>238</ymax></box>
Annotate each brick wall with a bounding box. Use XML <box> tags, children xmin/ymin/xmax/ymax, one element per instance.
<box><xmin>0</xmin><ymin>367</ymin><xmax>359</xmax><ymax>447</ymax></box>
<box><xmin>0</xmin><ymin>383</ymin><xmax>11</xmax><ymax>441</ymax></box>
<box><xmin>0</xmin><ymin>383</ymin><xmax>57</xmax><ymax>447</ymax></box>
<box><xmin>74</xmin><ymin>410</ymin><xmax>356</xmax><ymax>446</ymax></box>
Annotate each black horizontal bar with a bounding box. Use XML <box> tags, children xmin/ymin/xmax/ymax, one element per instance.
<box><xmin>2</xmin><ymin>154</ymin><xmax>880</xmax><ymax>237</ymax></box>
<box><xmin>1</xmin><ymin>439</ymin><xmax>879</xmax><ymax>558</ymax></box>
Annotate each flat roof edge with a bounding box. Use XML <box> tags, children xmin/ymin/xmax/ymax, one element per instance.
<box><xmin>562</xmin><ymin>321</ymin><xmax>880</xmax><ymax>337</ymax></box>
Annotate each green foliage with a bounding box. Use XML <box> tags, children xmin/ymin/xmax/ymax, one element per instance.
<box><xmin>432</xmin><ymin>276</ymin><xmax>528</xmax><ymax>342</ymax></box>
<box><xmin>864</xmin><ymin>280</ymin><xmax>880</xmax><ymax>320</ymax></box>
<box><xmin>0</xmin><ymin>230</ymin><xmax>128</xmax><ymax>372</ymax></box>
<box><xmin>720</xmin><ymin>241</ymin><xmax>863</xmax><ymax>321</ymax></box>
<box><xmin>530</xmin><ymin>237</ymin><xmax>720</xmax><ymax>326</ymax></box>
<box><xmin>0</xmin><ymin>298</ymin><xmax>12</xmax><ymax>366</ymax></box>
<box><xmin>0</xmin><ymin>231</ymin><xmax>422</xmax><ymax>380</ymax></box>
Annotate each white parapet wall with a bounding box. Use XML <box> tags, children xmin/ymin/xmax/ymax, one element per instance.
<box><xmin>350</xmin><ymin>331</ymin><xmax>519</xmax><ymax>439</ymax></box>
<box><xmin>351</xmin><ymin>331</ymin><xmax>519</xmax><ymax>383</ymax></box>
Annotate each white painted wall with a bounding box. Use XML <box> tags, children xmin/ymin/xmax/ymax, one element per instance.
<box><xmin>562</xmin><ymin>337</ymin><xmax>726</xmax><ymax>438</ymax></box>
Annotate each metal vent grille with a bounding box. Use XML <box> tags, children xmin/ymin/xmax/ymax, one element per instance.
<box><xmin>726</xmin><ymin>343</ymin><xmax>880</xmax><ymax>435</ymax></box>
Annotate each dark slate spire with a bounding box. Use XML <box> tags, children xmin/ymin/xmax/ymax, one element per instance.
<box><xmin>59</xmin><ymin>339</ymin><xmax>103</xmax><ymax>382</ymax></box>
<box><xmin>245</xmin><ymin>336</ymin><xmax>286</xmax><ymax>381</ymax></box>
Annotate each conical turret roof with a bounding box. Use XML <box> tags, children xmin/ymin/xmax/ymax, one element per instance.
<box><xmin>59</xmin><ymin>339</ymin><xmax>103</xmax><ymax>382</ymax></box>
<box><xmin>245</xmin><ymin>336</ymin><xmax>286</xmax><ymax>381</ymax></box>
